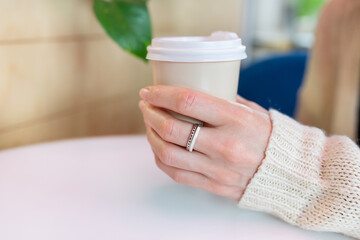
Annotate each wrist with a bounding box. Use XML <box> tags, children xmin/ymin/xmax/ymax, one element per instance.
<box><xmin>238</xmin><ymin>110</ymin><xmax>326</xmax><ymax>224</ymax></box>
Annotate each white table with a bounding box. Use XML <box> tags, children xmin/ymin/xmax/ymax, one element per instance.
<box><xmin>0</xmin><ymin>136</ymin><xmax>353</xmax><ymax>240</ymax></box>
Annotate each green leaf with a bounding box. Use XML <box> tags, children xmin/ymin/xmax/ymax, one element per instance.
<box><xmin>94</xmin><ymin>0</ymin><xmax>152</xmax><ymax>61</ymax></box>
<box><xmin>297</xmin><ymin>0</ymin><xmax>327</xmax><ymax>17</ymax></box>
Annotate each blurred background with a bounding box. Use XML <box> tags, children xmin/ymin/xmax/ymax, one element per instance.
<box><xmin>0</xmin><ymin>0</ymin><xmax>327</xmax><ymax>149</ymax></box>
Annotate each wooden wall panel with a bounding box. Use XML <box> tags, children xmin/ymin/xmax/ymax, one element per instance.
<box><xmin>0</xmin><ymin>39</ymin><xmax>151</xmax><ymax>149</ymax></box>
<box><xmin>0</xmin><ymin>93</ymin><xmax>144</xmax><ymax>150</ymax></box>
<box><xmin>0</xmin><ymin>40</ymin><xmax>151</xmax><ymax>130</ymax></box>
<box><xmin>0</xmin><ymin>0</ymin><xmax>101</xmax><ymax>41</ymax></box>
<box><xmin>150</xmin><ymin>0</ymin><xmax>242</xmax><ymax>36</ymax></box>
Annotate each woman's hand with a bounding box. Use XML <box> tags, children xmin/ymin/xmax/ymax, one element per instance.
<box><xmin>139</xmin><ymin>85</ymin><xmax>272</xmax><ymax>201</ymax></box>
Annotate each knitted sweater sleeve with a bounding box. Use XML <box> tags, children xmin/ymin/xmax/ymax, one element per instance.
<box><xmin>239</xmin><ymin>110</ymin><xmax>360</xmax><ymax>239</ymax></box>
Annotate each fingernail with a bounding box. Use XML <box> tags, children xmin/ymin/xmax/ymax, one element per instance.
<box><xmin>139</xmin><ymin>87</ymin><xmax>150</xmax><ymax>100</ymax></box>
<box><xmin>138</xmin><ymin>100</ymin><xmax>146</xmax><ymax>111</ymax></box>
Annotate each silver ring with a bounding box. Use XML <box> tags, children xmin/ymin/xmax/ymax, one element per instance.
<box><xmin>186</xmin><ymin>123</ymin><xmax>202</xmax><ymax>152</ymax></box>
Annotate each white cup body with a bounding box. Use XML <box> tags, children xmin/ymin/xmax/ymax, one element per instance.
<box><xmin>150</xmin><ymin>60</ymin><xmax>241</xmax><ymax>123</ymax></box>
<box><xmin>152</xmin><ymin>60</ymin><xmax>241</xmax><ymax>101</ymax></box>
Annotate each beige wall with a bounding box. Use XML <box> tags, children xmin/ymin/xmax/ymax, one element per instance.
<box><xmin>0</xmin><ymin>0</ymin><xmax>243</xmax><ymax>150</ymax></box>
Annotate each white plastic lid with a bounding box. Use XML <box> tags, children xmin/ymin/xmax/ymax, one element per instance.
<box><xmin>146</xmin><ymin>31</ymin><xmax>247</xmax><ymax>62</ymax></box>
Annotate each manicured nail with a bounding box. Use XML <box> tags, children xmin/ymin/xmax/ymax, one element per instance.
<box><xmin>139</xmin><ymin>88</ymin><xmax>150</xmax><ymax>100</ymax></box>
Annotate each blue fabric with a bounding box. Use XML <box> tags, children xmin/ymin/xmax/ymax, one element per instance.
<box><xmin>237</xmin><ymin>52</ymin><xmax>308</xmax><ymax>117</ymax></box>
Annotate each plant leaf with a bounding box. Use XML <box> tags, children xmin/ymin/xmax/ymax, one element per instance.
<box><xmin>297</xmin><ymin>0</ymin><xmax>327</xmax><ymax>17</ymax></box>
<box><xmin>94</xmin><ymin>0</ymin><xmax>152</xmax><ymax>61</ymax></box>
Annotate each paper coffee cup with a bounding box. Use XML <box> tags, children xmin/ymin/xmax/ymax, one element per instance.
<box><xmin>146</xmin><ymin>31</ymin><xmax>247</xmax><ymax>124</ymax></box>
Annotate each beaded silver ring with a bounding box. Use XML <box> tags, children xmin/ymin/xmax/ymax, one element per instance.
<box><xmin>186</xmin><ymin>123</ymin><xmax>202</xmax><ymax>152</ymax></box>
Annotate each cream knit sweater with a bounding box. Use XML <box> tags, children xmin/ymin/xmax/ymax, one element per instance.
<box><xmin>239</xmin><ymin>110</ymin><xmax>360</xmax><ymax>239</ymax></box>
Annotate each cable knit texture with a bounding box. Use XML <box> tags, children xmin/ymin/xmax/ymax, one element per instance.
<box><xmin>239</xmin><ymin>110</ymin><xmax>360</xmax><ymax>239</ymax></box>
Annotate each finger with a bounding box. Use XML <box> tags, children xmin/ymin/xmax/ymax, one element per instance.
<box><xmin>146</xmin><ymin>126</ymin><xmax>248</xmax><ymax>188</ymax></box>
<box><xmin>139</xmin><ymin>85</ymin><xmax>237</xmax><ymax>126</ymax></box>
<box><xmin>139</xmin><ymin>100</ymin><xmax>211</xmax><ymax>154</ymax></box>
<box><xmin>146</xmin><ymin>126</ymin><xmax>214</xmax><ymax>177</ymax></box>
<box><xmin>154</xmin><ymin>156</ymin><xmax>243</xmax><ymax>200</ymax></box>
<box><xmin>236</xmin><ymin>95</ymin><xmax>268</xmax><ymax>114</ymax></box>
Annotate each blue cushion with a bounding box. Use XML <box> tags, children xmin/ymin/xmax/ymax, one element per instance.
<box><xmin>237</xmin><ymin>52</ymin><xmax>308</xmax><ymax>117</ymax></box>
